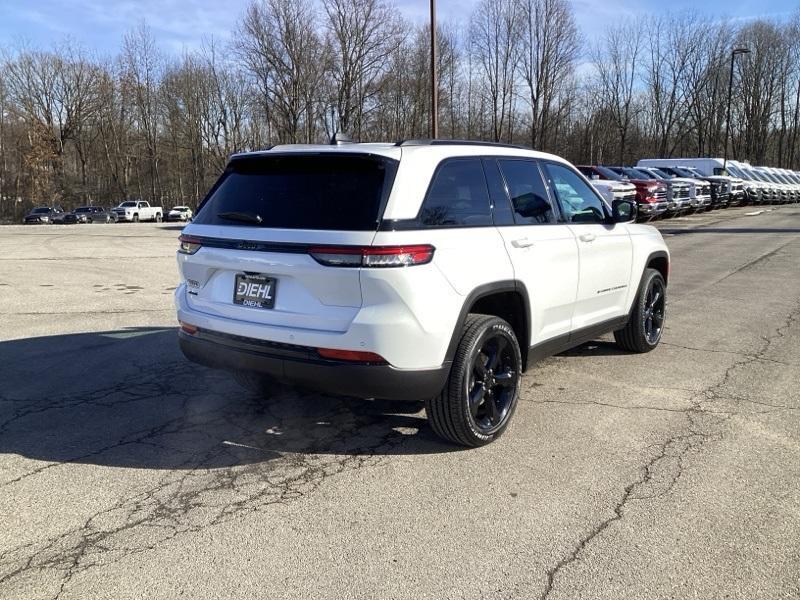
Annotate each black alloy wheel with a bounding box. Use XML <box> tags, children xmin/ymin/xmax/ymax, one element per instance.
<box><xmin>426</xmin><ymin>314</ymin><xmax>522</xmax><ymax>447</ymax></box>
<box><xmin>614</xmin><ymin>268</ymin><xmax>667</xmax><ymax>353</ymax></box>
<box><xmin>642</xmin><ymin>276</ymin><xmax>665</xmax><ymax>345</ymax></box>
<box><xmin>468</xmin><ymin>332</ymin><xmax>519</xmax><ymax>435</ymax></box>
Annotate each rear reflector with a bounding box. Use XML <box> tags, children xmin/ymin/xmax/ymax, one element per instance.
<box><xmin>316</xmin><ymin>348</ymin><xmax>387</xmax><ymax>364</ymax></box>
<box><xmin>308</xmin><ymin>245</ymin><xmax>435</xmax><ymax>268</ymax></box>
<box><xmin>179</xmin><ymin>321</ymin><xmax>198</xmax><ymax>335</ymax></box>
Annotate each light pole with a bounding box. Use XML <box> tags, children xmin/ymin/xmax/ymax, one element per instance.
<box><xmin>723</xmin><ymin>47</ymin><xmax>750</xmax><ymax>172</ymax></box>
<box><xmin>430</xmin><ymin>0</ymin><xmax>438</xmax><ymax>139</ymax></box>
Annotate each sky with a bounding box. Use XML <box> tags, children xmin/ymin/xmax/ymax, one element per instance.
<box><xmin>0</xmin><ymin>0</ymin><xmax>796</xmax><ymax>57</ymax></box>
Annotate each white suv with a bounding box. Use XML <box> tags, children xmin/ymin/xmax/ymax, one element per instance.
<box><xmin>175</xmin><ymin>140</ymin><xmax>670</xmax><ymax>447</ymax></box>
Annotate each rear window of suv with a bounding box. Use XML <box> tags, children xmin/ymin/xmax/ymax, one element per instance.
<box><xmin>193</xmin><ymin>154</ymin><xmax>397</xmax><ymax>231</ymax></box>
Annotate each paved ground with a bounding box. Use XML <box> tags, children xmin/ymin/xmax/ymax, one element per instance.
<box><xmin>1</xmin><ymin>206</ymin><xmax>798</xmax><ymax>599</ymax></box>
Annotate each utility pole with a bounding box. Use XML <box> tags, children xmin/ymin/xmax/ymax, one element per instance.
<box><xmin>723</xmin><ymin>47</ymin><xmax>750</xmax><ymax>172</ymax></box>
<box><xmin>430</xmin><ymin>0</ymin><xmax>438</xmax><ymax>139</ymax></box>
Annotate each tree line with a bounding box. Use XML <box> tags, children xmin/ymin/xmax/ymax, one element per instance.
<box><xmin>1</xmin><ymin>0</ymin><xmax>799</xmax><ymax>219</ymax></box>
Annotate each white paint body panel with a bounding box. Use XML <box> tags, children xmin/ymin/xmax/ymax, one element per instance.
<box><xmin>176</xmin><ymin>144</ymin><xmax>669</xmax><ymax>371</ymax></box>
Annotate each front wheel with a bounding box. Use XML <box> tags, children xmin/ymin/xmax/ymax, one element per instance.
<box><xmin>426</xmin><ymin>314</ymin><xmax>522</xmax><ymax>447</ymax></box>
<box><xmin>132</xmin><ymin>214</ymin><xmax>139</xmax><ymax>223</ymax></box>
<box><xmin>614</xmin><ymin>268</ymin><xmax>666</xmax><ymax>353</ymax></box>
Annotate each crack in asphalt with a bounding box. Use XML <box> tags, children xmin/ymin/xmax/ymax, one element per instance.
<box><xmin>0</xmin><ymin>361</ymin><xmax>422</xmax><ymax>599</ymax></box>
<box><xmin>524</xmin><ymin>397</ymin><xmax>693</xmax><ymax>414</ymax></box>
<box><xmin>538</xmin><ymin>299</ymin><xmax>800</xmax><ymax>600</ymax></box>
<box><xmin>660</xmin><ymin>341</ymin><xmax>798</xmax><ymax>366</ymax></box>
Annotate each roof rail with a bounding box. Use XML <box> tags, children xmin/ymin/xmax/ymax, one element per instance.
<box><xmin>331</xmin><ymin>132</ymin><xmax>355</xmax><ymax>145</ymax></box>
<box><xmin>395</xmin><ymin>139</ymin><xmax>529</xmax><ymax>150</ymax></box>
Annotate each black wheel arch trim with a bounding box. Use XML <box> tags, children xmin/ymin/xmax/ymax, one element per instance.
<box><xmin>443</xmin><ymin>280</ymin><xmax>532</xmax><ymax>370</ymax></box>
<box><xmin>644</xmin><ymin>250</ymin><xmax>670</xmax><ymax>285</ymax></box>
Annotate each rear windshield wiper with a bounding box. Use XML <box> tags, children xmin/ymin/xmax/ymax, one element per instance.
<box><xmin>217</xmin><ymin>211</ymin><xmax>263</xmax><ymax>225</ymax></box>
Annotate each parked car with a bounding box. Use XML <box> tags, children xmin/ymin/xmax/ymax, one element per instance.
<box><xmin>113</xmin><ymin>200</ymin><xmax>163</xmax><ymax>222</ymax></box>
<box><xmin>167</xmin><ymin>206</ymin><xmax>193</xmax><ymax>222</ymax></box>
<box><xmin>577</xmin><ymin>165</ymin><xmax>668</xmax><ymax>218</ymax></box>
<box><xmin>51</xmin><ymin>206</ymin><xmax>113</xmax><ymax>224</ymax></box>
<box><xmin>726</xmin><ymin>162</ymin><xmax>773</xmax><ymax>203</ymax></box>
<box><xmin>647</xmin><ymin>165</ymin><xmax>735</xmax><ymax>207</ymax></box>
<box><xmin>635</xmin><ymin>166</ymin><xmax>711</xmax><ymax>211</ymax></box>
<box><xmin>23</xmin><ymin>206</ymin><xmax>63</xmax><ymax>224</ymax></box>
<box><xmin>93</xmin><ymin>207</ymin><xmax>119</xmax><ymax>223</ymax></box>
<box><xmin>637</xmin><ymin>158</ymin><xmax>745</xmax><ymax>205</ymax></box>
<box><xmin>730</xmin><ymin>162</ymin><xmax>781</xmax><ymax>203</ymax></box>
<box><xmin>607</xmin><ymin>166</ymin><xmax>691</xmax><ymax>214</ymax></box>
<box><xmin>176</xmin><ymin>140</ymin><xmax>670</xmax><ymax>447</ymax></box>
<box><xmin>778</xmin><ymin>169</ymin><xmax>800</xmax><ymax>201</ymax></box>
<box><xmin>52</xmin><ymin>211</ymin><xmax>77</xmax><ymax>224</ymax></box>
<box><xmin>762</xmin><ymin>167</ymin><xmax>800</xmax><ymax>202</ymax></box>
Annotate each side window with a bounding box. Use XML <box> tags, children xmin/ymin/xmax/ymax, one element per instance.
<box><xmin>418</xmin><ymin>158</ymin><xmax>492</xmax><ymax>227</ymax></box>
<box><xmin>543</xmin><ymin>162</ymin><xmax>607</xmax><ymax>224</ymax></box>
<box><xmin>482</xmin><ymin>159</ymin><xmax>515</xmax><ymax>225</ymax></box>
<box><xmin>497</xmin><ymin>159</ymin><xmax>556</xmax><ymax>225</ymax></box>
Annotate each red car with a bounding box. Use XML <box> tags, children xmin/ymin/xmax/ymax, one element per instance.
<box><xmin>578</xmin><ymin>165</ymin><xmax>669</xmax><ymax>218</ymax></box>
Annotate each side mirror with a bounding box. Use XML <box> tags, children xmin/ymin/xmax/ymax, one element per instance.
<box><xmin>611</xmin><ymin>199</ymin><xmax>637</xmax><ymax>223</ymax></box>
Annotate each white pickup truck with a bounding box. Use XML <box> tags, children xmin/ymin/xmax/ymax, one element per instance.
<box><xmin>113</xmin><ymin>201</ymin><xmax>163</xmax><ymax>223</ymax></box>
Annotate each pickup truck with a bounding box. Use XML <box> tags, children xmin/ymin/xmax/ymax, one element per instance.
<box><xmin>113</xmin><ymin>201</ymin><xmax>163</xmax><ymax>223</ymax></box>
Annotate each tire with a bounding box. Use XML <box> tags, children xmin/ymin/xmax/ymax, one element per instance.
<box><xmin>232</xmin><ymin>370</ymin><xmax>277</xmax><ymax>397</ymax></box>
<box><xmin>132</xmin><ymin>214</ymin><xmax>139</xmax><ymax>223</ymax></box>
<box><xmin>614</xmin><ymin>268</ymin><xmax>666</xmax><ymax>353</ymax></box>
<box><xmin>425</xmin><ymin>314</ymin><xmax>522</xmax><ymax>447</ymax></box>
<box><xmin>155</xmin><ymin>213</ymin><xmax>162</xmax><ymax>223</ymax></box>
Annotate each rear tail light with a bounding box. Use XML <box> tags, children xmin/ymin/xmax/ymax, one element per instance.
<box><xmin>316</xmin><ymin>348</ymin><xmax>387</xmax><ymax>364</ymax></box>
<box><xmin>308</xmin><ymin>245</ymin><xmax>435</xmax><ymax>268</ymax></box>
<box><xmin>178</xmin><ymin>235</ymin><xmax>202</xmax><ymax>255</ymax></box>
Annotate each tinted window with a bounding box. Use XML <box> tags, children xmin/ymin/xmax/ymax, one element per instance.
<box><xmin>595</xmin><ymin>166</ymin><xmax>624</xmax><ymax>181</ymax></box>
<box><xmin>498</xmin><ymin>159</ymin><xmax>556</xmax><ymax>225</ymax></box>
<box><xmin>543</xmin><ymin>162</ymin><xmax>607</xmax><ymax>224</ymax></box>
<box><xmin>418</xmin><ymin>158</ymin><xmax>491</xmax><ymax>227</ymax></box>
<box><xmin>482</xmin><ymin>159</ymin><xmax>514</xmax><ymax>225</ymax></box>
<box><xmin>194</xmin><ymin>154</ymin><xmax>396</xmax><ymax>231</ymax></box>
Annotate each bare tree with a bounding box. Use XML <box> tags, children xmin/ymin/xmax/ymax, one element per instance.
<box><xmin>470</xmin><ymin>0</ymin><xmax>520</xmax><ymax>142</ymax></box>
<box><xmin>2</xmin><ymin>5</ymin><xmax>800</xmax><ymax>223</ymax></box>
<box><xmin>516</xmin><ymin>0</ymin><xmax>579</xmax><ymax>150</ymax></box>
<box><xmin>593</xmin><ymin>20</ymin><xmax>644</xmax><ymax>163</ymax></box>
<box><xmin>237</xmin><ymin>0</ymin><xmax>327</xmax><ymax>144</ymax></box>
<box><xmin>322</xmin><ymin>0</ymin><xmax>403</xmax><ymax>138</ymax></box>
<box><xmin>120</xmin><ymin>22</ymin><xmax>163</xmax><ymax>200</ymax></box>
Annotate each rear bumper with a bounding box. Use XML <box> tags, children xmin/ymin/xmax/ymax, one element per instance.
<box><xmin>178</xmin><ymin>329</ymin><xmax>450</xmax><ymax>400</ymax></box>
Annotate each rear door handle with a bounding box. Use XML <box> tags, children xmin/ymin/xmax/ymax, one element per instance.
<box><xmin>579</xmin><ymin>233</ymin><xmax>596</xmax><ymax>243</ymax></box>
<box><xmin>511</xmin><ymin>238</ymin><xmax>534</xmax><ymax>248</ymax></box>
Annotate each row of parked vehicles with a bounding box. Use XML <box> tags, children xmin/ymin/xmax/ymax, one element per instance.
<box><xmin>580</xmin><ymin>157</ymin><xmax>800</xmax><ymax>220</ymax></box>
<box><xmin>22</xmin><ymin>202</ymin><xmax>194</xmax><ymax>224</ymax></box>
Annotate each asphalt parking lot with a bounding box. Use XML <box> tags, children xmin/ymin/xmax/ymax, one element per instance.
<box><xmin>1</xmin><ymin>206</ymin><xmax>799</xmax><ymax>599</ymax></box>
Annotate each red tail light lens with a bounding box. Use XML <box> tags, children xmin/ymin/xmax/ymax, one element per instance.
<box><xmin>178</xmin><ymin>235</ymin><xmax>202</xmax><ymax>255</ymax></box>
<box><xmin>317</xmin><ymin>348</ymin><xmax>387</xmax><ymax>364</ymax></box>
<box><xmin>308</xmin><ymin>245</ymin><xmax>435</xmax><ymax>268</ymax></box>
